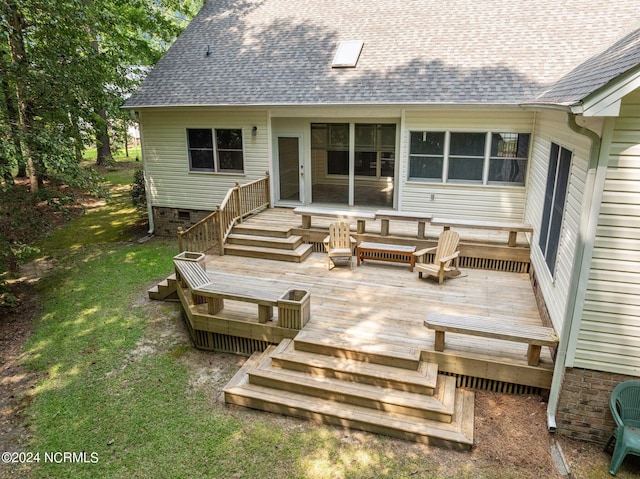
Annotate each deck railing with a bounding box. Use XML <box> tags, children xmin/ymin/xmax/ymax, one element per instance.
<box><xmin>178</xmin><ymin>173</ymin><xmax>270</xmax><ymax>254</ymax></box>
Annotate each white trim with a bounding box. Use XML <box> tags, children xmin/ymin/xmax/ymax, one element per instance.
<box><xmin>348</xmin><ymin>123</ymin><xmax>355</xmax><ymax>205</ymax></box>
<box><xmin>580</xmin><ymin>66</ymin><xmax>640</xmax><ymax>117</ymax></box>
<box><xmin>442</xmin><ymin>131</ymin><xmax>451</xmax><ymax>183</ymax></box>
<box><xmin>482</xmin><ymin>131</ymin><xmax>491</xmax><ymax>185</ymax></box>
<box><xmin>565</xmin><ymin>117</ymin><xmax>615</xmax><ymax>366</ymax></box>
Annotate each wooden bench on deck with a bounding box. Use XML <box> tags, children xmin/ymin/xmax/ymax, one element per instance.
<box><xmin>424</xmin><ymin>312</ymin><xmax>558</xmax><ymax>366</ymax></box>
<box><xmin>174</xmin><ymin>257</ymin><xmax>311</xmax><ymax>328</ymax></box>
<box><xmin>196</xmin><ymin>273</ymin><xmax>288</xmax><ymax>323</ymax></box>
<box><xmin>174</xmin><ymin>258</ymin><xmax>212</xmax><ymax>306</ymax></box>
<box><xmin>430</xmin><ymin>218</ymin><xmax>533</xmax><ymax>247</ymax></box>
<box><xmin>374</xmin><ymin>210</ymin><xmax>433</xmax><ymax>239</ymax></box>
<box><xmin>293</xmin><ymin>206</ymin><xmax>375</xmax><ymax>234</ymax></box>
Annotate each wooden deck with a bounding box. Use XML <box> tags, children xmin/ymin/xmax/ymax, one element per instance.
<box><xmin>157</xmin><ymin>207</ymin><xmax>555</xmax><ymax>447</ymax></box>
<box><xmin>203</xmin><ymin>247</ymin><xmax>552</xmax><ymax>389</ymax></box>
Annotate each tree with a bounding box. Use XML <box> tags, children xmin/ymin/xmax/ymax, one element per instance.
<box><xmin>0</xmin><ymin>0</ymin><xmax>203</xmax><ymax>185</ymax></box>
<box><xmin>0</xmin><ymin>0</ymin><xmax>203</xmax><ymax>278</ymax></box>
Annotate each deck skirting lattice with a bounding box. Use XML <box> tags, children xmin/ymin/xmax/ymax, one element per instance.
<box><xmin>309</xmin><ymin>241</ymin><xmax>529</xmax><ymax>273</ymax></box>
<box><xmin>459</xmin><ymin>256</ymin><xmax>530</xmax><ymax>274</ymax></box>
<box><xmin>442</xmin><ymin>371</ymin><xmax>544</xmax><ymax>395</ymax></box>
<box><xmin>182</xmin><ymin>312</ymin><xmax>272</xmax><ymax>354</ymax></box>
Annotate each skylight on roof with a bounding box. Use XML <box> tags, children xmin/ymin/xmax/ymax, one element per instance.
<box><xmin>332</xmin><ymin>40</ymin><xmax>364</xmax><ymax>68</ymax></box>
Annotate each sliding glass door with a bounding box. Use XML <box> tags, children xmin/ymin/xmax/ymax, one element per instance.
<box><xmin>310</xmin><ymin>122</ymin><xmax>396</xmax><ymax>207</ymax></box>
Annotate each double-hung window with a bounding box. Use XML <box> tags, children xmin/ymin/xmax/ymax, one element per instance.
<box><xmin>409</xmin><ymin>131</ymin><xmax>530</xmax><ymax>186</ymax></box>
<box><xmin>187</xmin><ymin>128</ymin><xmax>244</xmax><ymax>173</ymax></box>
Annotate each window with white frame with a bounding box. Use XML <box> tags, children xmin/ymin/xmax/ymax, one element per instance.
<box><xmin>187</xmin><ymin>128</ymin><xmax>244</xmax><ymax>173</ymax></box>
<box><xmin>539</xmin><ymin>143</ymin><xmax>572</xmax><ymax>276</ymax></box>
<box><xmin>409</xmin><ymin>131</ymin><xmax>529</xmax><ymax>185</ymax></box>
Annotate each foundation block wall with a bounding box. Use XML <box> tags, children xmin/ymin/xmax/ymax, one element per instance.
<box><xmin>152</xmin><ymin>207</ymin><xmax>213</xmax><ymax>237</ymax></box>
<box><xmin>556</xmin><ymin>368</ymin><xmax>637</xmax><ymax>443</ymax></box>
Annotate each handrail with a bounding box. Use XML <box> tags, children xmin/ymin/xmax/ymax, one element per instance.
<box><xmin>177</xmin><ymin>173</ymin><xmax>270</xmax><ymax>254</ymax></box>
<box><xmin>177</xmin><ymin>211</ymin><xmax>218</xmax><ymax>253</ymax></box>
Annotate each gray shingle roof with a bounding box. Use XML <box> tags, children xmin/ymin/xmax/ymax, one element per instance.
<box><xmin>534</xmin><ymin>26</ymin><xmax>640</xmax><ymax>106</ymax></box>
<box><xmin>124</xmin><ymin>0</ymin><xmax>640</xmax><ymax>108</ymax></box>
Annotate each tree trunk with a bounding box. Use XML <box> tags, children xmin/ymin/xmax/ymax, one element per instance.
<box><xmin>6</xmin><ymin>1</ymin><xmax>38</xmax><ymax>191</ymax></box>
<box><xmin>0</xmin><ymin>73</ymin><xmax>18</xmax><ymax>184</ymax></box>
<box><xmin>124</xmin><ymin>124</ymin><xmax>129</xmax><ymax>157</ymax></box>
<box><xmin>69</xmin><ymin>110</ymin><xmax>84</xmax><ymax>162</ymax></box>
<box><xmin>87</xmin><ymin>24</ymin><xmax>114</xmax><ymax>168</ymax></box>
<box><xmin>95</xmin><ymin>108</ymin><xmax>113</xmax><ymax>166</ymax></box>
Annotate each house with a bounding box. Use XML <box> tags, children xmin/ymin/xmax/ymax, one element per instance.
<box><xmin>123</xmin><ymin>0</ymin><xmax>640</xmax><ymax>443</ymax></box>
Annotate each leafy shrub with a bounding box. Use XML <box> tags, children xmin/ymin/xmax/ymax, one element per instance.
<box><xmin>131</xmin><ymin>168</ymin><xmax>146</xmax><ymax>210</ymax></box>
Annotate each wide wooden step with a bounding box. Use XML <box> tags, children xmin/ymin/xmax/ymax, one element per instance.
<box><xmin>231</xmin><ymin>224</ymin><xmax>292</xmax><ymax>239</ymax></box>
<box><xmin>224</xmin><ymin>351</ymin><xmax>474</xmax><ymax>450</ymax></box>
<box><xmin>293</xmin><ymin>330</ymin><xmax>421</xmax><ymax>370</ymax></box>
<box><xmin>148</xmin><ymin>274</ymin><xmax>178</xmax><ymax>301</ymax></box>
<box><xmin>224</xmin><ymin>243</ymin><xmax>313</xmax><ymax>263</ymax></box>
<box><xmin>271</xmin><ymin>339</ymin><xmax>438</xmax><ymax>395</ymax></box>
<box><xmin>249</xmin><ymin>350</ymin><xmax>456</xmax><ymax>422</ymax></box>
<box><xmin>226</xmin><ymin>233</ymin><xmax>303</xmax><ymax>250</ymax></box>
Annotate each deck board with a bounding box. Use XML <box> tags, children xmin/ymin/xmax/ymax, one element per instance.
<box><xmin>205</xmin><ymin>250</ymin><xmax>552</xmax><ymax>369</ymax></box>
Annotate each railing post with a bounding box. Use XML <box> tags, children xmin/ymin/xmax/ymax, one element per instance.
<box><xmin>216</xmin><ymin>206</ymin><xmax>225</xmax><ymax>256</ymax></box>
<box><xmin>235</xmin><ymin>182</ymin><xmax>243</xmax><ymax>223</ymax></box>
<box><xmin>265</xmin><ymin>171</ymin><xmax>271</xmax><ymax>208</ymax></box>
<box><xmin>177</xmin><ymin>227</ymin><xmax>184</xmax><ymax>252</ymax></box>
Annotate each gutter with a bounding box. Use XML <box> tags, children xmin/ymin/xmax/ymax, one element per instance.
<box><xmin>546</xmin><ymin>113</ymin><xmax>602</xmax><ymax>432</ymax></box>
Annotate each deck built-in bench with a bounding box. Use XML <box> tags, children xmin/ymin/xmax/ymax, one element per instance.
<box><xmin>174</xmin><ymin>255</ymin><xmax>310</xmax><ymax>329</ymax></box>
<box><xmin>430</xmin><ymin>218</ymin><xmax>533</xmax><ymax>247</ymax></box>
<box><xmin>293</xmin><ymin>206</ymin><xmax>375</xmax><ymax>234</ymax></box>
<box><xmin>424</xmin><ymin>312</ymin><xmax>558</xmax><ymax>366</ymax></box>
<box><xmin>357</xmin><ymin>242</ymin><xmax>417</xmax><ymax>271</ymax></box>
<box><xmin>174</xmin><ymin>257</ymin><xmax>211</xmax><ymax>305</ymax></box>
<box><xmin>374</xmin><ymin>210</ymin><xmax>433</xmax><ymax>239</ymax></box>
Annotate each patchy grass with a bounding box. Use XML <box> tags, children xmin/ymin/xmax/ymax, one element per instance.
<box><xmin>35</xmin><ymin>163</ymin><xmax>146</xmax><ymax>258</ymax></box>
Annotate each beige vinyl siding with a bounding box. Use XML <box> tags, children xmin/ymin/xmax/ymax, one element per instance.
<box><xmin>523</xmin><ymin>110</ymin><xmax>592</xmax><ymax>333</ymax></box>
<box><xmin>140</xmin><ymin>108</ymin><xmax>269</xmax><ymax>210</ymax></box>
<box><xmin>400</xmin><ymin>109</ymin><xmax>533</xmax><ymax>220</ymax></box>
<box><xmin>574</xmin><ymin>90</ymin><xmax>640</xmax><ymax>375</ymax></box>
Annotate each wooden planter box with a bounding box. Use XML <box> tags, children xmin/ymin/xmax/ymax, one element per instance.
<box><xmin>277</xmin><ymin>289</ymin><xmax>311</xmax><ymax>330</ymax></box>
<box><xmin>173</xmin><ymin>251</ymin><xmax>207</xmax><ymax>271</ymax></box>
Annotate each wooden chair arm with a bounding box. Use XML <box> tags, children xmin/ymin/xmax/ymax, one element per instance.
<box><xmin>414</xmin><ymin>246</ymin><xmax>437</xmax><ymax>257</ymax></box>
<box><xmin>438</xmin><ymin>250</ymin><xmax>460</xmax><ymax>264</ymax></box>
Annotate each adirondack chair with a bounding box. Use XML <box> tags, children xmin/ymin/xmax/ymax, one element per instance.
<box><xmin>413</xmin><ymin>229</ymin><xmax>461</xmax><ymax>284</ymax></box>
<box><xmin>323</xmin><ymin>222</ymin><xmax>356</xmax><ymax>270</ymax></box>
<box><xmin>605</xmin><ymin>380</ymin><xmax>640</xmax><ymax>475</ymax></box>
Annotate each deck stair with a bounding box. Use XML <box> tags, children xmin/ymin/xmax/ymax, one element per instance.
<box><xmin>147</xmin><ymin>274</ymin><xmax>179</xmax><ymax>301</ymax></box>
<box><xmin>224</xmin><ymin>336</ymin><xmax>475</xmax><ymax>449</ymax></box>
<box><xmin>224</xmin><ymin>223</ymin><xmax>313</xmax><ymax>262</ymax></box>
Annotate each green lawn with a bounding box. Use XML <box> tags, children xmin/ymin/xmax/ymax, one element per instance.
<box><xmin>83</xmin><ymin>146</ymin><xmax>142</xmax><ymax>162</ymax></box>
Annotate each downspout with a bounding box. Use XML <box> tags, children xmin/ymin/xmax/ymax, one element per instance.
<box><xmin>137</xmin><ymin>111</ymin><xmax>154</xmax><ymax>235</ymax></box>
<box><xmin>547</xmin><ymin>112</ymin><xmax>602</xmax><ymax>432</ymax></box>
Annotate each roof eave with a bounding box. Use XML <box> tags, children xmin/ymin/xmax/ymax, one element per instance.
<box><xmin>580</xmin><ymin>64</ymin><xmax>640</xmax><ymax>117</ymax></box>
<box><xmin>122</xmin><ymin>100</ymin><xmax>529</xmax><ymax>110</ymax></box>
